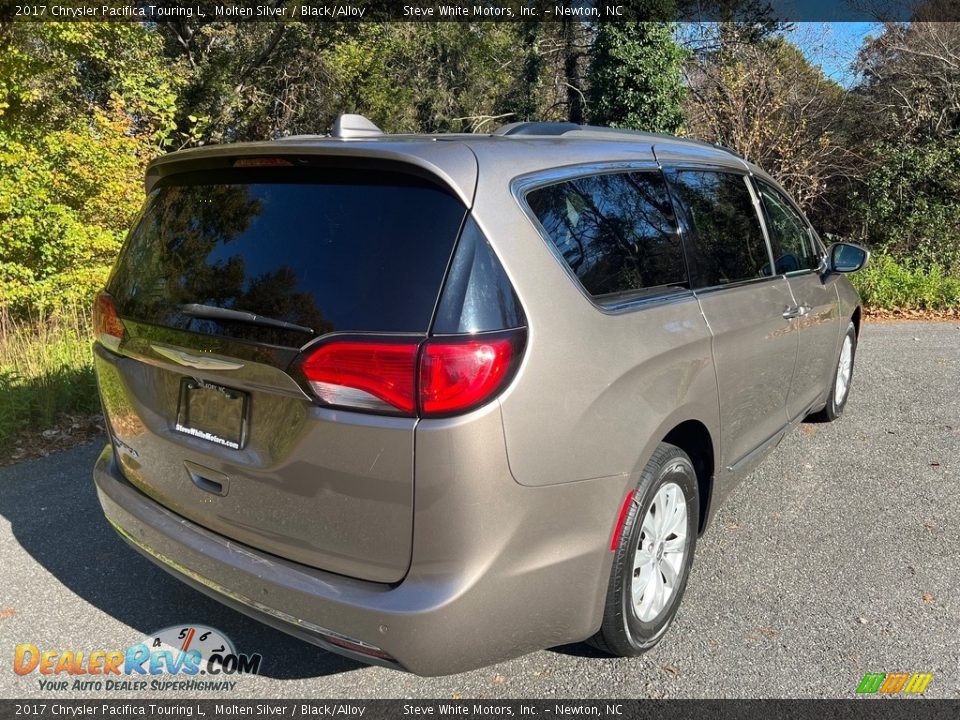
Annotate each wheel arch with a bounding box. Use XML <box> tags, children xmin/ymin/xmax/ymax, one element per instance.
<box><xmin>661</xmin><ymin>419</ymin><xmax>716</xmax><ymax>536</ymax></box>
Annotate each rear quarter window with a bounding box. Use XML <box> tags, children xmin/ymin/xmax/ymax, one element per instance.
<box><xmin>524</xmin><ymin>171</ymin><xmax>688</xmax><ymax>305</ymax></box>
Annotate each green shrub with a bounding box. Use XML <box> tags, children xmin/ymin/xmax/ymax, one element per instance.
<box><xmin>850</xmin><ymin>253</ymin><xmax>960</xmax><ymax>311</ymax></box>
<box><xmin>0</xmin><ymin>307</ymin><xmax>99</xmax><ymax>446</ymax></box>
<box><xmin>851</xmin><ymin>139</ymin><xmax>960</xmax><ymax>276</ymax></box>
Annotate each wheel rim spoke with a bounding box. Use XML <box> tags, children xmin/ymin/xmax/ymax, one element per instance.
<box><xmin>641</xmin><ymin>512</ymin><xmax>657</xmax><ymax>542</ymax></box>
<box><xmin>663</xmin><ymin>501</ymin><xmax>686</xmax><ymax>537</ymax></box>
<box><xmin>663</xmin><ymin>535</ymin><xmax>686</xmax><ymax>553</ymax></box>
<box><xmin>634</xmin><ymin>546</ymin><xmax>654</xmax><ymax>572</ymax></box>
<box><xmin>634</xmin><ymin>559</ymin><xmax>654</xmax><ymax>595</ymax></box>
<box><xmin>635</xmin><ymin>563</ymin><xmax>660</xmax><ymax>617</ymax></box>
<box><xmin>660</xmin><ymin>553</ymin><xmax>680</xmax><ymax>588</ymax></box>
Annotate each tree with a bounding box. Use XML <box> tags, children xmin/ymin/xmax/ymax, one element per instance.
<box><xmin>683</xmin><ymin>35</ymin><xmax>850</xmax><ymax>211</ymax></box>
<box><xmin>854</xmin><ymin>20</ymin><xmax>960</xmax><ymax>142</ymax></box>
<box><xmin>0</xmin><ymin>24</ymin><xmax>179</xmax><ymax>315</ymax></box>
<box><xmin>587</xmin><ymin>23</ymin><xmax>686</xmax><ymax>133</ymax></box>
<box><xmin>326</xmin><ymin>24</ymin><xmax>518</xmax><ymax>133</ymax></box>
<box><xmin>844</xmin><ymin>18</ymin><xmax>960</xmax><ymax>273</ymax></box>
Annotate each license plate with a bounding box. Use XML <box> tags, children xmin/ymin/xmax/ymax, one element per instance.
<box><xmin>175</xmin><ymin>379</ymin><xmax>248</xmax><ymax>450</ymax></box>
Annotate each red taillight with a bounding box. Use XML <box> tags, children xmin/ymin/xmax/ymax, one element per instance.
<box><xmin>232</xmin><ymin>157</ymin><xmax>294</xmax><ymax>168</ymax></box>
<box><xmin>93</xmin><ymin>292</ymin><xmax>125</xmax><ymax>351</ymax></box>
<box><xmin>298</xmin><ymin>331</ymin><xmax>524</xmax><ymax>417</ymax></box>
<box><xmin>419</xmin><ymin>337</ymin><xmax>516</xmax><ymax>416</ymax></box>
<box><xmin>301</xmin><ymin>341</ymin><xmax>419</xmax><ymax>414</ymax></box>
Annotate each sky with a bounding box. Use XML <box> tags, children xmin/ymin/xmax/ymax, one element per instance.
<box><xmin>785</xmin><ymin>22</ymin><xmax>884</xmax><ymax>87</ymax></box>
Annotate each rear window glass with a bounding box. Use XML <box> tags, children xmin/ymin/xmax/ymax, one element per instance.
<box><xmin>109</xmin><ymin>168</ymin><xmax>467</xmax><ymax>344</ymax></box>
<box><xmin>525</xmin><ymin>171</ymin><xmax>687</xmax><ymax>304</ymax></box>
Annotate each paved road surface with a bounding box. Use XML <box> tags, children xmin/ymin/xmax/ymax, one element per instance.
<box><xmin>1</xmin><ymin>321</ymin><xmax>957</xmax><ymax>699</ymax></box>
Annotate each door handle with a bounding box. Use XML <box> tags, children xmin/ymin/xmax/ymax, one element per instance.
<box><xmin>783</xmin><ymin>304</ymin><xmax>811</xmax><ymax>320</ymax></box>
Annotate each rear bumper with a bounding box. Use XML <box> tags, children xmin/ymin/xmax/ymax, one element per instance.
<box><xmin>94</xmin><ymin>436</ymin><xmax>625</xmax><ymax>675</ymax></box>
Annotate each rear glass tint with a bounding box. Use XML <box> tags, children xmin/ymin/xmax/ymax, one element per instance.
<box><xmin>525</xmin><ymin>171</ymin><xmax>687</xmax><ymax>304</ymax></box>
<box><xmin>109</xmin><ymin>168</ymin><xmax>467</xmax><ymax>345</ymax></box>
<box><xmin>664</xmin><ymin>170</ymin><xmax>769</xmax><ymax>288</ymax></box>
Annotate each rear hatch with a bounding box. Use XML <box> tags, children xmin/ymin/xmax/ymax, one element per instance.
<box><xmin>94</xmin><ymin>154</ymin><xmax>472</xmax><ymax>583</ymax></box>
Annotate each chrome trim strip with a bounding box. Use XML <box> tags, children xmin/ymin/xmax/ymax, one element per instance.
<box><xmin>151</xmin><ymin>344</ymin><xmax>245</xmax><ymax>371</ymax></box>
<box><xmin>107</xmin><ymin>518</ymin><xmax>384</xmax><ymax>653</ymax></box>
<box><xmin>743</xmin><ymin>174</ymin><xmax>780</xmax><ymax>278</ymax></box>
<box><xmin>692</xmin><ymin>275</ymin><xmax>788</xmax><ymax>295</ymax></box>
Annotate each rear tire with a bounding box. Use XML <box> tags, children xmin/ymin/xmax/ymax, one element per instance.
<box><xmin>589</xmin><ymin>443</ymin><xmax>698</xmax><ymax>656</ymax></box>
<box><xmin>810</xmin><ymin>321</ymin><xmax>857</xmax><ymax>422</ymax></box>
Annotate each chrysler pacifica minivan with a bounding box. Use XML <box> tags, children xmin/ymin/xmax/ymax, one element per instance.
<box><xmin>92</xmin><ymin>116</ymin><xmax>868</xmax><ymax>675</ymax></box>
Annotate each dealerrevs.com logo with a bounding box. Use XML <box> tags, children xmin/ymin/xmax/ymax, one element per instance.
<box><xmin>13</xmin><ymin>625</ymin><xmax>262</xmax><ymax>693</ymax></box>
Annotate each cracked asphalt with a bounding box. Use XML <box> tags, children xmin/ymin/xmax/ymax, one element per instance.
<box><xmin>1</xmin><ymin>321</ymin><xmax>957</xmax><ymax>699</ymax></box>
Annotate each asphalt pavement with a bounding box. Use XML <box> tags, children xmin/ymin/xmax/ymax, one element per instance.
<box><xmin>1</xmin><ymin>321</ymin><xmax>957</xmax><ymax>699</ymax></box>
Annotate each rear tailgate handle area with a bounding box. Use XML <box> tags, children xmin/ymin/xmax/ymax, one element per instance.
<box><xmin>184</xmin><ymin>461</ymin><xmax>230</xmax><ymax>497</ymax></box>
<box><xmin>152</xmin><ymin>344</ymin><xmax>245</xmax><ymax>371</ymax></box>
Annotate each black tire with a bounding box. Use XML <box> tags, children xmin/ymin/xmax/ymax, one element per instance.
<box><xmin>589</xmin><ymin>443</ymin><xmax>699</xmax><ymax>656</ymax></box>
<box><xmin>810</xmin><ymin>320</ymin><xmax>857</xmax><ymax>423</ymax></box>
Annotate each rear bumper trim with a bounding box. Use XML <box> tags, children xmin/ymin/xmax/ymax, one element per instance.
<box><xmin>106</xmin><ymin>517</ymin><xmax>398</xmax><ymax>668</ymax></box>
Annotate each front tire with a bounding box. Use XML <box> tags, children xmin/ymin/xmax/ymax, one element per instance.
<box><xmin>590</xmin><ymin>443</ymin><xmax>699</xmax><ymax>656</ymax></box>
<box><xmin>812</xmin><ymin>320</ymin><xmax>857</xmax><ymax>422</ymax></box>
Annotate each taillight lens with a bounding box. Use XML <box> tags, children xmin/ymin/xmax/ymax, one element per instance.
<box><xmin>301</xmin><ymin>341</ymin><xmax>419</xmax><ymax>414</ymax></box>
<box><xmin>419</xmin><ymin>336</ymin><xmax>517</xmax><ymax>416</ymax></box>
<box><xmin>298</xmin><ymin>330</ymin><xmax>524</xmax><ymax>417</ymax></box>
<box><xmin>93</xmin><ymin>292</ymin><xmax>125</xmax><ymax>351</ymax></box>
<box><xmin>232</xmin><ymin>157</ymin><xmax>294</xmax><ymax>168</ymax></box>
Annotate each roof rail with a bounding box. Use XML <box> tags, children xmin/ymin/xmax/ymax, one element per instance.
<box><xmin>494</xmin><ymin>121</ymin><xmax>579</xmax><ymax>136</ymax></box>
<box><xmin>331</xmin><ymin>113</ymin><xmax>384</xmax><ymax>138</ymax></box>
<box><xmin>492</xmin><ymin>120</ymin><xmax>748</xmax><ymax>162</ymax></box>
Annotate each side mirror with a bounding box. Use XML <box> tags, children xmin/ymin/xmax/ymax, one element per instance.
<box><xmin>827</xmin><ymin>242</ymin><xmax>869</xmax><ymax>273</ymax></box>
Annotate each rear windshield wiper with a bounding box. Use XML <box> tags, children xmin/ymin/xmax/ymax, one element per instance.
<box><xmin>179</xmin><ymin>303</ymin><xmax>314</xmax><ymax>335</ymax></box>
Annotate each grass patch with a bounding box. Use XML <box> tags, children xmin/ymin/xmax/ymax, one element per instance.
<box><xmin>850</xmin><ymin>254</ymin><xmax>960</xmax><ymax>312</ymax></box>
<box><xmin>0</xmin><ymin>307</ymin><xmax>100</xmax><ymax>447</ymax></box>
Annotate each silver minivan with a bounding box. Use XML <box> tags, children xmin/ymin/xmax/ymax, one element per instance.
<box><xmin>92</xmin><ymin>117</ymin><xmax>868</xmax><ymax>675</ymax></box>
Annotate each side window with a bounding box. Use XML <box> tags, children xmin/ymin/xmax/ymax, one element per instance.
<box><xmin>664</xmin><ymin>170</ymin><xmax>769</xmax><ymax>288</ymax></box>
<box><xmin>525</xmin><ymin>171</ymin><xmax>687</xmax><ymax>303</ymax></box>
<box><xmin>755</xmin><ymin>180</ymin><xmax>820</xmax><ymax>273</ymax></box>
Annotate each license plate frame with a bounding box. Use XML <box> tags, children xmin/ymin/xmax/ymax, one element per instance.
<box><xmin>175</xmin><ymin>378</ymin><xmax>248</xmax><ymax>450</ymax></box>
